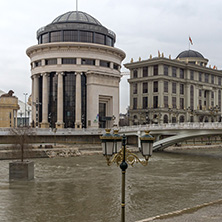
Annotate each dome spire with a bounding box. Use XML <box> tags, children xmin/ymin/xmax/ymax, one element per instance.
<box><xmin>76</xmin><ymin>0</ymin><xmax>78</xmax><ymax>11</ymax></box>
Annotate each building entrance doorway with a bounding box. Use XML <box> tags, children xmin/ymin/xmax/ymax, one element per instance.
<box><xmin>99</xmin><ymin>103</ymin><xmax>106</xmax><ymax>128</ymax></box>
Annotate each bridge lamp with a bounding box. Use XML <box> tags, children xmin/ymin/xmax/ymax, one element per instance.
<box><xmin>100</xmin><ymin>129</ymin><xmax>154</xmax><ymax>222</ymax></box>
<box><xmin>140</xmin><ymin>130</ymin><xmax>155</xmax><ymax>159</ymax></box>
<box><xmin>113</xmin><ymin>130</ymin><xmax>122</xmax><ymax>153</ymax></box>
<box><xmin>101</xmin><ymin>129</ymin><xmax>114</xmax><ymax>156</ymax></box>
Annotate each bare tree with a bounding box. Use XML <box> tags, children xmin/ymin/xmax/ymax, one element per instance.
<box><xmin>9</xmin><ymin>127</ymin><xmax>35</xmax><ymax>162</ymax></box>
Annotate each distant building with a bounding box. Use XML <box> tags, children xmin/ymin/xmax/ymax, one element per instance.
<box><xmin>0</xmin><ymin>90</ymin><xmax>31</xmax><ymax>127</ymax></box>
<box><xmin>26</xmin><ymin>11</ymin><xmax>125</xmax><ymax>129</ymax></box>
<box><xmin>0</xmin><ymin>91</ymin><xmax>20</xmax><ymax>127</ymax></box>
<box><xmin>125</xmin><ymin>50</ymin><xmax>222</xmax><ymax>125</ymax></box>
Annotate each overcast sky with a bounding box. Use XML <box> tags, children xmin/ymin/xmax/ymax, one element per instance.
<box><xmin>1</xmin><ymin>0</ymin><xmax>222</xmax><ymax>113</ymax></box>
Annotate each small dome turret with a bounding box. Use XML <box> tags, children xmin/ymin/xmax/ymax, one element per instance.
<box><xmin>176</xmin><ymin>49</ymin><xmax>208</xmax><ymax>66</ymax></box>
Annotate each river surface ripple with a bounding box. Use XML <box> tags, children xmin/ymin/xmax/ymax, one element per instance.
<box><xmin>0</xmin><ymin>148</ymin><xmax>221</xmax><ymax>222</ymax></box>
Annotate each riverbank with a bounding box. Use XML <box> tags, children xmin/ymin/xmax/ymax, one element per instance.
<box><xmin>0</xmin><ymin>144</ymin><xmax>103</xmax><ymax>160</ymax></box>
<box><xmin>0</xmin><ymin>143</ymin><xmax>221</xmax><ymax>160</ymax></box>
<box><xmin>136</xmin><ymin>199</ymin><xmax>222</xmax><ymax>222</ymax></box>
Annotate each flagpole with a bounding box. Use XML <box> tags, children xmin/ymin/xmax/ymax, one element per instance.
<box><xmin>188</xmin><ymin>35</ymin><xmax>190</xmax><ymax>50</ymax></box>
<box><xmin>76</xmin><ymin>0</ymin><xmax>78</xmax><ymax>11</ymax></box>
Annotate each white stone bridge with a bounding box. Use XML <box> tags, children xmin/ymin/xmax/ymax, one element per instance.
<box><xmin>119</xmin><ymin>122</ymin><xmax>222</xmax><ymax>151</ymax></box>
<box><xmin>1</xmin><ymin>122</ymin><xmax>222</xmax><ymax>150</ymax></box>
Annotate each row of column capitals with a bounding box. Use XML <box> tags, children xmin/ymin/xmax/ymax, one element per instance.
<box><xmin>56</xmin><ymin>72</ymin><xmax>64</xmax><ymax>76</ymax></box>
<box><xmin>75</xmin><ymin>72</ymin><xmax>83</xmax><ymax>76</ymax></box>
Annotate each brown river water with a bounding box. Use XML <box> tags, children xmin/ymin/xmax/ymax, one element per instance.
<box><xmin>0</xmin><ymin>148</ymin><xmax>221</xmax><ymax>222</ymax></box>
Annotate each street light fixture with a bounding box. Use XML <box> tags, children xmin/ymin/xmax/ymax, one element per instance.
<box><xmin>23</xmin><ymin>93</ymin><xmax>28</xmax><ymax>126</ymax></box>
<box><xmin>100</xmin><ymin>129</ymin><xmax>154</xmax><ymax>222</ymax></box>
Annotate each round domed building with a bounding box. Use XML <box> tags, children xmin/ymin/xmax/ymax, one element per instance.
<box><xmin>27</xmin><ymin>11</ymin><xmax>125</xmax><ymax>129</ymax></box>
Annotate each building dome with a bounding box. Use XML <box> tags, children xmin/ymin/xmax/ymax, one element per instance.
<box><xmin>176</xmin><ymin>50</ymin><xmax>204</xmax><ymax>59</ymax></box>
<box><xmin>52</xmin><ymin>11</ymin><xmax>102</xmax><ymax>26</ymax></box>
<box><xmin>37</xmin><ymin>11</ymin><xmax>116</xmax><ymax>47</ymax></box>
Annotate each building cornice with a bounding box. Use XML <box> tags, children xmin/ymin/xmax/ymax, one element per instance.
<box><xmin>26</xmin><ymin>42</ymin><xmax>126</xmax><ymax>61</ymax></box>
<box><xmin>124</xmin><ymin>57</ymin><xmax>222</xmax><ymax>75</ymax></box>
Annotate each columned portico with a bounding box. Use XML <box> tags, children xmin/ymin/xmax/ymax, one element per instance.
<box><xmin>41</xmin><ymin>72</ymin><xmax>49</xmax><ymax>128</ymax></box>
<box><xmin>75</xmin><ymin>72</ymin><xmax>82</xmax><ymax>129</ymax></box>
<box><xmin>56</xmin><ymin>72</ymin><xmax>64</xmax><ymax>128</ymax></box>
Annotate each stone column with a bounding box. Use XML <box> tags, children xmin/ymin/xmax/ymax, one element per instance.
<box><xmin>75</xmin><ymin>72</ymin><xmax>82</xmax><ymax>129</ymax></box>
<box><xmin>33</xmin><ymin>74</ymin><xmax>39</xmax><ymax>127</ymax></box>
<box><xmin>56</xmin><ymin>72</ymin><xmax>64</xmax><ymax>128</ymax></box>
<box><xmin>41</xmin><ymin>73</ymin><xmax>49</xmax><ymax>128</ymax></box>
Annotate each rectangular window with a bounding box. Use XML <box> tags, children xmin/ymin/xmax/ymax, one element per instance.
<box><xmin>113</xmin><ymin>63</ymin><xmax>119</xmax><ymax>70</ymax></box>
<box><xmin>50</xmin><ymin>31</ymin><xmax>61</xmax><ymax>42</ymax></box>
<box><xmin>205</xmin><ymin>73</ymin><xmax>209</xmax><ymax>83</ymax></box>
<box><xmin>154</xmin><ymin>65</ymin><xmax>158</xmax><ymax>76</ymax></box>
<box><xmin>42</xmin><ymin>33</ymin><xmax>49</xmax><ymax>43</ymax></box>
<box><xmin>64</xmin><ymin>30</ymin><xmax>78</xmax><ymax>42</ymax></box>
<box><xmin>153</xmin><ymin>96</ymin><xmax>158</xmax><ymax>108</ymax></box>
<box><xmin>81</xmin><ymin>59</ymin><xmax>95</xmax><ymax>65</ymax></box>
<box><xmin>199</xmin><ymin>72</ymin><xmax>202</xmax><ymax>82</ymax></box>
<box><xmin>79</xmin><ymin>31</ymin><xmax>93</xmax><ymax>43</ymax></box>
<box><xmin>199</xmin><ymin>100</ymin><xmax>202</xmax><ymax>110</ymax></box>
<box><xmin>133</xmin><ymin>83</ymin><xmax>137</xmax><ymax>94</ymax></box>
<box><xmin>219</xmin><ymin>77</ymin><xmax>222</xmax><ymax>86</ymax></box>
<box><xmin>34</xmin><ymin>60</ymin><xmax>41</xmax><ymax>67</ymax></box>
<box><xmin>143</xmin><ymin>82</ymin><xmax>148</xmax><ymax>93</ymax></box>
<box><xmin>199</xmin><ymin>89</ymin><xmax>202</xmax><ymax>97</ymax></box>
<box><xmin>100</xmin><ymin>60</ymin><xmax>110</xmax><ymax>67</ymax></box>
<box><xmin>211</xmin><ymin>91</ymin><xmax>214</xmax><ymax>99</ymax></box>
<box><xmin>94</xmin><ymin>33</ymin><xmax>105</xmax><ymax>44</ymax></box>
<box><xmin>211</xmin><ymin>75</ymin><xmax>214</xmax><ymax>84</ymax></box>
<box><xmin>133</xmin><ymin>98</ymin><xmax>137</xmax><ymax>109</ymax></box>
<box><xmin>45</xmin><ymin>59</ymin><xmax>57</xmax><ymax>65</ymax></box>
<box><xmin>143</xmin><ymin>67</ymin><xmax>148</xmax><ymax>77</ymax></box>
<box><xmin>164</xmin><ymin>96</ymin><xmax>168</xmax><ymax>108</ymax></box>
<box><xmin>62</xmin><ymin>58</ymin><xmax>76</xmax><ymax>64</ymax></box>
<box><xmin>172</xmin><ymin>97</ymin><xmax>177</xmax><ymax>108</ymax></box>
<box><xmin>153</xmin><ymin>81</ymin><xmax>158</xmax><ymax>92</ymax></box>
<box><xmin>180</xmin><ymin>84</ymin><xmax>184</xmax><ymax>95</ymax></box>
<box><xmin>133</xmin><ymin>69</ymin><xmax>138</xmax><ymax>78</ymax></box>
<box><xmin>172</xmin><ymin>67</ymin><xmax>177</xmax><ymax>77</ymax></box>
<box><xmin>172</xmin><ymin>82</ymin><xmax>177</xmax><ymax>94</ymax></box>
<box><xmin>211</xmin><ymin>100</ymin><xmax>214</xmax><ymax>107</ymax></box>
<box><xmin>190</xmin><ymin>71</ymin><xmax>194</xmax><ymax>80</ymax></box>
<box><xmin>164</xmin><ymin>81</ymin><xmax>168</xmax><ymax>93</ymax></box>
<box><xmin>180</xmin><ymin>98</ymin><xmax>184</xmax><ymax>109</ymax></box>
<box><xmin>164</xmin><ymin>65</ymin><xmax>168</xmax><ymax>76</ymax></box>
<box><xmin>143</xmin><ymin>97</ymin><xmax>148</xmax><ymax>109</ymax></box>
<box><xmin>180</xmin><ymin>69</ymin><xmax>184</xmax><ymax>79</ymax></box>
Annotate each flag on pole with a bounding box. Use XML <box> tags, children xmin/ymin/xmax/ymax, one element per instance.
<box><xmin>189</xmin><ymin>36</ymin><xmax>193</xmax><ymax>45</ymax></box>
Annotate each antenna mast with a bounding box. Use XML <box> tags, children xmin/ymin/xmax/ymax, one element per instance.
<box><xmin>76</xmin><ymin>0</ymin><xmax>78</xmax><ymax>11</ymax></box>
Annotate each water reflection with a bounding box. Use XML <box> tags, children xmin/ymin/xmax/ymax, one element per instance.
<box><xmin>0</xmin><ymin>148</ymin><xmax>221</xmax><ymax>222</ymax></box>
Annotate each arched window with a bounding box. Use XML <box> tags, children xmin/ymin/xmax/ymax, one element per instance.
<box><xmin>179</xmin><ymin>115</ymin><xmax>185</xmax><ymax>123</ymax></box>
<box><xmin>163</xmin><ymin>115</ymin><xmax>168</xmax><ymax>123</ymax></box>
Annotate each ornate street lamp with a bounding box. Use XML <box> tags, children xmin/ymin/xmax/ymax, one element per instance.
<box><xmin>100</xmin><ymin>129</ymin><xmax>154</xmax><ymax>222</ymax></box>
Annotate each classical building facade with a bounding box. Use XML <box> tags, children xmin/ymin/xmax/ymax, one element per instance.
<box><xmin>26</xmin><ymin>11</ymin><xmax>125</xmax><ymax>129</ymax></box>
<box><xmin>125</xmin><ymin>50</ymin><xmax>222</xmax><ymax>125</ymax></box>
<box><xmin>0</xmin><ymin>91</ymin><xmax>19</xmax><ymax>128</ymax></box>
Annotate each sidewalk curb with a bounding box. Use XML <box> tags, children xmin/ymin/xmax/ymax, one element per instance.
<box><xmin>135</xmin><ymin>199</ymin><xmax>222</xmax><ymax>222</ymax></box>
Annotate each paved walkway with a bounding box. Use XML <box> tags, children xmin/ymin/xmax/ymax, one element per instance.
<box><xmin>136</xmin><ymin>199</ymin><xmax>222</xmax><ymax>222</ymax></box>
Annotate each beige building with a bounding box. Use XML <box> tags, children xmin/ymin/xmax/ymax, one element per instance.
<box><xmin>0</xmin><ymin>91</ymin><xmax>20</xmax><ymax>127</ymax></box>
<box><xmin>125</xmin><ymin>50</ymin><xmax>222</xmax><ymax>125</ymax></box>
<box><xmin>26</xmin><ymin>11</ymin><xmax>125</xmax><ymax>129</ymax></box>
